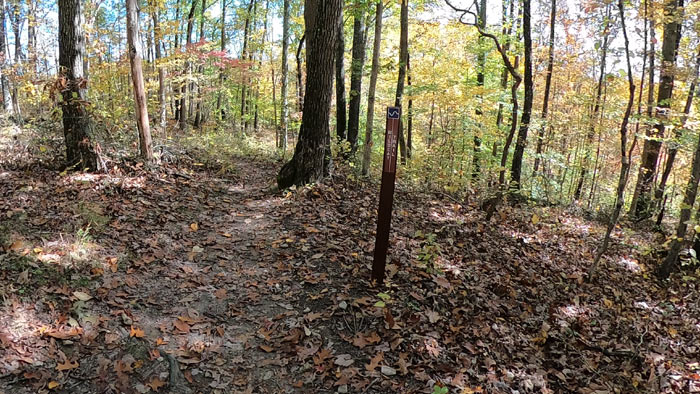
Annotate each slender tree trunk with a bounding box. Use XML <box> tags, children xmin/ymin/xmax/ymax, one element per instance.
<box><xmin>509</xmin><ymin>0</ymin><xmax>533</xmax><ymax>190</ymax></box>
<box><xmin>180</xmin><ymin>0</ymin><xmax>198</xmax><ymax>131</ymax></box>
<box><xmin>59</xmin><ymin>0</ymin><xmax>98</xmax><ymax>170</ymax></box>
<box><xmin>631</xmin><ymin>0</ymin><xmax>684</xmax><ymax>219</ymax></box>
<box><xmin>277</xmin><ymin>0</ymin><xmax>342</xmax><ymax>189</ymax></box>
<box><xmin>194</xmin><ymin>0</ymin><xmax>207</xmax><ymax>128</ymax></box>
<box><xmin>296</xmin><ymin>34</ymin><xmax>305</xmax><ymax>113</ymax></box>
<box><xmin>472</xmin><ymin>0</ymin><xmax>486</xmax><ymax>181</ymax></box>
<box><xmin>335</xmin><ymin>8</ymin><xmax>347</xmax><ymax>140</ymax></box>
<box><xmin>126</xmin><ymin>0</ymin><xmax>153</xmax><ymax>161</ymax></box>
<box><xmin>216</xmin><ymin>0</ymin><xmax>226</xmax><ymax>120</ymax></box>
<box><xmin>533</xmin><ymin>0</ymin><xmax>555</xmax><ymax>173</ymax></box>
<box><xmin>406</xmin><ymin>53</ymin><xmax>412</xmax><ymax>158</ymax></box>
<box><xmin>361</xmin><ymin>0</ymin><xmax>382</xmax><ymax>176</ymax></box>
<box><xmin>589</xmin><ymin>0</ymin><xmax>635</xmax><ymax>280</ymax></box>
<box><xmin>239</xmin><ymin>0</ymin><xmax>254</xmax><ymax>132</ymax></box>
<box><xmin>347</xmin><ymin>4</ymin><xmax>366</xmax><ymax>151</ymax></box>
<box><xmin>0</xmin><ymin>0</ymin><xmax>12</xmax><ymax>114</ymax></box>
<box><xmin>395</xmin><ymin>0</ymin><xmax>408</xmax><ymax>165</ymax></box>
<box><xmin>151</xmin><ymin>3</ymin><xmax>167</xmax><ymax>132</ymax></box>
<box><xmin>280</xmin><ymin>0</ymin><xmax>290</xmax><ymax>152</ymax></box>
<box><xmin>574</xmin><ymin>7</ymin><xmax>609</xmax><ymax>201</ymax></box>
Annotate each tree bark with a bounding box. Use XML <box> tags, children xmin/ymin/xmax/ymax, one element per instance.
<box><xmin>347</xmin><ymin>4</ymin><xmax>366</xmax><ymax>151</ymax></box>
<box><xmin>239</xmin><ymin>0</ymin><xmax>254</xmax><ymax>132</ymax></box>
<box><xmin>295</xmin><ymin>34</ymin><xmax>305</xmax><ymax>113</ymax></box>
<box><xmin>631</xmin><ymin>0</ymin><xmax>684</xmax><ymax>219</ymax></box>
<box><xmin>533</xmin><ymin>0</ymin><xmax>555</xmax><ymax>173</ymax></box>
<box><xmin>0</xmin><ymin>0</ymin><xmax>12</xmax><ymax>114</ymax></box>
<box><xmin>59</xmin><ymin>0</ymin><xmax>98</xmax><ymax>170</ymax></box>
<box><xmin>279</xmin><ymin>0</ymin><xmax>290</xmax><ymax>151</ymax></box>
<box><xmin>509</xmin><ymin>0</ymin><xmax>533</xmax><ymax>190</ymax></box>
<box><xmin>395</xmin><ymin>0</ymin><xmax>408</xmax><ymax>165</ymax></box>
<box><xmin>179</xmin><ymin>0</ymin><xmax>198</xmax><ymax>131</ymax></box>
<box><xmin>335</xmin><ymin>8</ymin><xmax>347</xmax><ymax>140</ymax></box>
<box><xmin>589</xmin><ymin>0</ymin><xmax>635</xmax><ymax>280</ymax></box>
<box><xmin>151</xmin><ymin>1</ymin><xmax>167</xmax><ymax>132</ymax></box>
<box><xmin>361</xmin><ymin>0</ymin><xmax>382</xmax><ymax>176</ymax></box>
<box><xmin>574</xmin><ymin>7</ymin><xmax>609</xmax><ymax>201</ymax></box>
<box><xmin>277</xmin><ymin>0</ymin><xmax>342</xmax><ymax>189</ymax></box>
<box><xmin>126</xmin><ymin>0</ymin><xmax>153</xmax><ymax>161</ymax></box>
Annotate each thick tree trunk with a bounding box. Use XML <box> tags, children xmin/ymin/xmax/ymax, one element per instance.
<box><xmin>335</xmin><ymin>9</ymin><xmax>347</xmax><ymax>140</ymax></box>
<box><xmin>361</xmin><ymin>0</ymin><xmax>382</xmax><ymax>176</ymax></box>
<box><xmin>277</xmin><ymin>0</ymin><xmax>342</xmax><ymax>189</ymax></box>
<box><xmin>126</xmin><ymin>0</ymin><xmax>153</xmax><ymax>161</ymax></box>
<box><xmin>656</xmin><ymin>48</ymin><xmax>700</xmax><ymax>225</ymax></box>
<box><xmin>58</xmin><ymin>0</ymin><xmax>98</xmax><ymax>170</ymax></box>
<box><xmin>631</xmin><ymin>0</ymin><xmax>684</xmax><ymax>219</ymax></box>
<box><xmin>509</xmin><ymin>0</ymin><xmax>533</xmax><ymax>190</ymax></box>
<box><xmin>395</xmin><ymin>0</ymin><xmax>408</xmax><ymax>165</ymax></box>
<box><xmin>279</xmin><ymin>0</ymin><xmax>290</xmax><ymax>151</ymax></box>
<box><xmin>347</xmin><ymin>4</ymin><xmax>366</xmax><ymax>151</ymax></box>
<box><xmin>533</xmin><ymin>0</ymin><xmax>556</xmax><ymax>173</ymax></box>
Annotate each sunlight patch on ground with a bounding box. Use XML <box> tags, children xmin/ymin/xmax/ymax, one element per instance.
<box><xmin>616</xmin><ymin>256</ymin><xmax>642</xmax><ymax>273</ymax></box>
<box><xmin>3</xmin><ymin>303</ymin><xmax>43</xmax><ymax>342</ymax></box>
<box><xmin>64</xmin><ymin>172</ymin><xmax>147</xmax><ymax>191</ymax></box>
<box><xmin>559</xmin><ymin>304</ymin><xmax>590</xmax><ymax>319</ymax></box>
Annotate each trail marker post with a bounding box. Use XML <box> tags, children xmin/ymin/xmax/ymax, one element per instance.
<box><xmin>371</xmin><ymin>106</ymin><xmax>401</xmax><ymax>285</ymax></box>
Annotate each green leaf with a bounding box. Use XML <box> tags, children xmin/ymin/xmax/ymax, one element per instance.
<box><xmin>374</xmin><ymin>300</ymin><xmax>386</xmax><ymax>308</ymax></box>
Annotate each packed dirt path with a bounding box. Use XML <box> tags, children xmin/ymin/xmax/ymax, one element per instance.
<box><xmin>2</xmin><ymin>130</ymin><xmax>700</xmax><ymax>394</ymax></box>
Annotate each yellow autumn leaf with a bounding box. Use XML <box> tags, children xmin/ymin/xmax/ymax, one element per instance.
<box><xmin>531</xmin><ymin>213</ymin><xmax>540</xmax><ymax>225</ymax></box>
<box><xmin>668</xmin><ymin>327</ymin><xmax>678</xmax><ymax>337</ymax></box>
<box><xmin>48</xmin><ymin>381</ymin><xmax>60</xmax><ymax>389</ymax></box>
<box><xmin>603</xmin><ymin>299</ymin><xmax>613</xmax><ymax>308</ymax></box>
<box><xmin>190</xmin><ymin>223</ymin><xmax>199</xmax><ymax>231</ymax></box>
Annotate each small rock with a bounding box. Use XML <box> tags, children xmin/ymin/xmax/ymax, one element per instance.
<box><xmin>337</xmin><ymin>385</ymin><xmax>348</xmax><ymax>393</ymax></box>
<box><xmin>121</xmin><ymin>313</ymin><xmax>133</xmax><ymax>326</ymax></box>
<box><xmin>339</xmin><ymin>301</ymin><xmax>347</xmax><ymax>310</ymax></box>
<box><xmin>381</xmin><ymin>366</ymin><xmax>396</xmax><ymax>376</ymax></box>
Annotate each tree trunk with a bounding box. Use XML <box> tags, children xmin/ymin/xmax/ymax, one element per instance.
<box><xmin>395</xmin><ymin>0</ymin><xmax>408</xmax><ymax>165</ymax></box>
<box><xmin>361</xmin><ymin>0</ymin><xmax>382</xmax><ymax>176</ymax></box>
<box><xmin>193</xmin><ymin>0</ymin><xmax>207</xmax><ymax>128</ymax></box>
<box><xmin>280</xmin><ymin>0</ymin><xmax>290</xmax><ymax>151</ymax></box>
<box><xmin>347</xmin><ymin>4</ymin><xmax>366</xmax><ymax>151</ymax></box>
<box><xmin>180</xmin><ymin>0</ymin><xmax>198</xmax><ymax>131</ymax></box>
<box><xmin>151</xmin><ymin>2</ymin><xmax>167</xmax><ymax>132</ymax></box>
<box><xmin>215</xmin><ymin>0</ymin><xmax>226</xmax><ymax>120</ymax></box>
<box><xmin>0</xmin><ymin>0</ymin><xmax>12</xmax><ymax>114</ymax></box>
<box><xmin>406</xmin><ymin>53</ymin><xmax>412</xmax><ymax>158</ymax></box>
<box><xmin>58</xmin><ymin>0</ymin><xmax>98</xmax><ymax>170</ymax></box>
<box><xmin>574</xmin><ymin>6</ymin><xmax>609</xmax><ymax>201</ymax></box>
<box><xmin>296</xmin><ymin>34</ymin><xmax>305</xmax><ymax>113</ymax></box>
<box><xmin>335</xmin><ymin>9</ymin><xmax>347</xmax><ymax>140</ymax></box>
<box><xmin>239</xmin><ymin>0</ymin><xmax>254</xmax><ymax>132</ymax></box>
<box><xmin>509</xmin><ymin>0</ymin><xmax>533</xmax><ymax>190</ymax></box>
<box><xmin>533</xmin><ymin>0</ymin><xmax>555</xmax><ymax>173</ymax></box>
<box><xmin>631</xmin><ymin>0</ymin><xmax>684</xmax><ymax>219</ymax></box>
<box><xmin>472</xmin><ymin>0</ymin><xmax>486</xmax><ymax>181</ymax></box>
<box><xmin>277</xmin><ymin>0</ymin><xmax>342</xmax><ymax>189</ymax></box>
<box><xmin>126</xmin><ymin>0</ymin><xmax>153</xmax><ymax>161</ymax></box>
<box><xmin>589</xmin><ymin>0</ymin><xmax>635</xmax><ymax>280</ymax></box>
<box><xmin>656</xmin><ymin>48</ymin><xmax>700</xmax><ymax>224</ymax></box>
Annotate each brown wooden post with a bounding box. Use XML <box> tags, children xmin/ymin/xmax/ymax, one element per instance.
<box><xmin>371</xmin><ymin>106</ymin><xmax>401</xmax><ymax>285</ymax></box>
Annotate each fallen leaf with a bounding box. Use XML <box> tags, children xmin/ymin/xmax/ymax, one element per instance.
<box><xmin>173</xmin><ymin>319</ymin><xmax>190</xmax><ymax>333</ymax></box>
<box><xmin>365</xmin><ymin>352</ymin><xmax>383</xmax><ymax>372</ymax></box>
<box><xmin>130</xmin><ymin>326</ymin><xmax>145</xmax><ymax>338</ymax></box>
<box><xmin>56</xmin><ymin>360</ymin><xmax>79</xmax><ymax>371</ymax></box>
<box><xmin>48</xmin><ymin>381</ymin><xmax>60</xmax><ymax>389</ymax></box>
<box><xmin>190</xmin><ymin>223</ymin><xmax>199</xmax><ymax>231</ymax></box>
<box><xmin>72</xmin><ymin>291</ymin><xmax>92</xmax><ymax>301</ymax></box>
<box><xmin>334</xmin><ymin>354</ymin><xmax>355</xmax><ymax>367</ymax></box>
<box><xmin>147</xmin><ymin>377</ymin><xmax>166</xmax><ymax>391</ymax></box>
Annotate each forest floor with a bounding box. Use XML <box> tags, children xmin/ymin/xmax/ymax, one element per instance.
<box><xmin>1</xmin><ymin>122</ymin><xmax>700</xmax><ymax>394</ymax></box>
